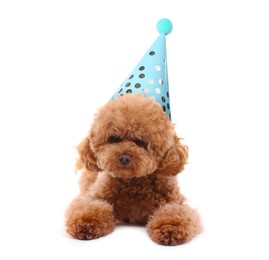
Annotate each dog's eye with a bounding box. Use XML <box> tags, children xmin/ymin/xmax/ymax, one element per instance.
<box><xmin>108</xmin><ymin>135</ymin><xmax>122</xmax><ymax>143</ymax></box>
<box><xmin>134</xmin><ymin>139</ymin><xmax>147</xmax><ymax>149</ymax></box>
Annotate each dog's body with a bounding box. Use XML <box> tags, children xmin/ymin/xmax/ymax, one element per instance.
<box><xmin>66</xmin><ymin>94</ymin><xmax>201</xmax><ymax>245</ymax></box>
<box><xmin>78</xmin><ymin>171</ymin><xmax>185</xmax><ymax>224</ymax></box>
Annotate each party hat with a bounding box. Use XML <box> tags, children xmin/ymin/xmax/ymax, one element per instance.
<box><xmin>110</xmin><ymin>18</ymin><xmax>173</xmax><ymax>120</ymax></box>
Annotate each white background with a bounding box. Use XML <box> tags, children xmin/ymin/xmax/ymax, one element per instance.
<box><xmin>0</xmin><ymin>0</ymin><xmax>269</xmax><ymax>259</ymax></box>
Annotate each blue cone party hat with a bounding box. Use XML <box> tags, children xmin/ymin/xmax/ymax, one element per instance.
<box><xmin>111</xmin><ymin>18</ymin><xmax>173</xmax><ymax>120</ymax></box>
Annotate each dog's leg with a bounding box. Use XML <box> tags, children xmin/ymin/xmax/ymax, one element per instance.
<box><xmin>147</xmin><ymin>203</ymin><xmax>202</xmax><ymax>245</ymax></box>
<box><xmin>79</xmin><ymin>170</ymin><xmax>98</xmax><ymax>195</ymax></box>
<box><xmin>65</xmin><ymin>198</ymin><xmax>115</xmax><ymax>240</ymax></box>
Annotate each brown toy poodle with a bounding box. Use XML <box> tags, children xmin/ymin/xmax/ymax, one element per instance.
<box><xmin>65</xmin><ymin>94</ymin><xmax>201</xmax><ymax>245</ymax></box>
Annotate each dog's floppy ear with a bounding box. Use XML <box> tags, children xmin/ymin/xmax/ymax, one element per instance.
<box><xmin>75</xmin><ymin>137</ymin><xmax>99</xmax><ymax>172</ymax></box>
<box><xmin>156</xmin><ymin>135</ymin><xmax>188</xmax><ymax>176</ymax></box>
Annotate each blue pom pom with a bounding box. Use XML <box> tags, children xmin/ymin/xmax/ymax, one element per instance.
<box><xmin>156</xmin><ymin>18</ymin><xmax>173</xmax><ymax>35</ymax></box>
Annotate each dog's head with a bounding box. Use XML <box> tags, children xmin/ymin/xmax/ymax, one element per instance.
<box><xmin>76</xmin><ymin>94</ymin><xmax>188</xmax><ymax>178</ymax></box>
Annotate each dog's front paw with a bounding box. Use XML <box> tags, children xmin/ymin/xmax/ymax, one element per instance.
<box><xmin>67</xmin><ymin>219</ymin><xmax>111</xmax><ymax>240</ymax></box>
<box><xmin>148</xmin><ymin>224</ymin><xmax>187</xmax><ymax>245</ymax></box>
<box><xmin>147</xmin><ymin>203</ymin><xmax>202</xmax><ymax>245</ymax></box>
<box><xmin>66</xmin><ymin>200</ymin><xmax>115</xmax><ymax>240</ymax></box>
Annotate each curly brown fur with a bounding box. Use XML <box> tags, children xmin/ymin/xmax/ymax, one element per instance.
<box><xmin>66</xmin><ymin>199</ymin><xmax>115</xmax><ymax>240</ymax></box>
<box><xmin>147</xmin><ymin>204</ymin><xmax>201</xmax><ymax>245</ymax></box>
<box><xmin>65</xmin><ymin>94</ymin><xmax>201</xmax><ymax>245</ymax></box>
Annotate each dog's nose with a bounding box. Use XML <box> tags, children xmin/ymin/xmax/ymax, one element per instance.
<box><xmin>118</xmin><ymin>154</ymin><xmax>132</xmax><ymax>166</ymax></box>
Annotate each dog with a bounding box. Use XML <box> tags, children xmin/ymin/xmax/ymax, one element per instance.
<box><xmin>65</xmin><ymin>94</ymin><xmax>201</xmax><ymax>245</ymax></box>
